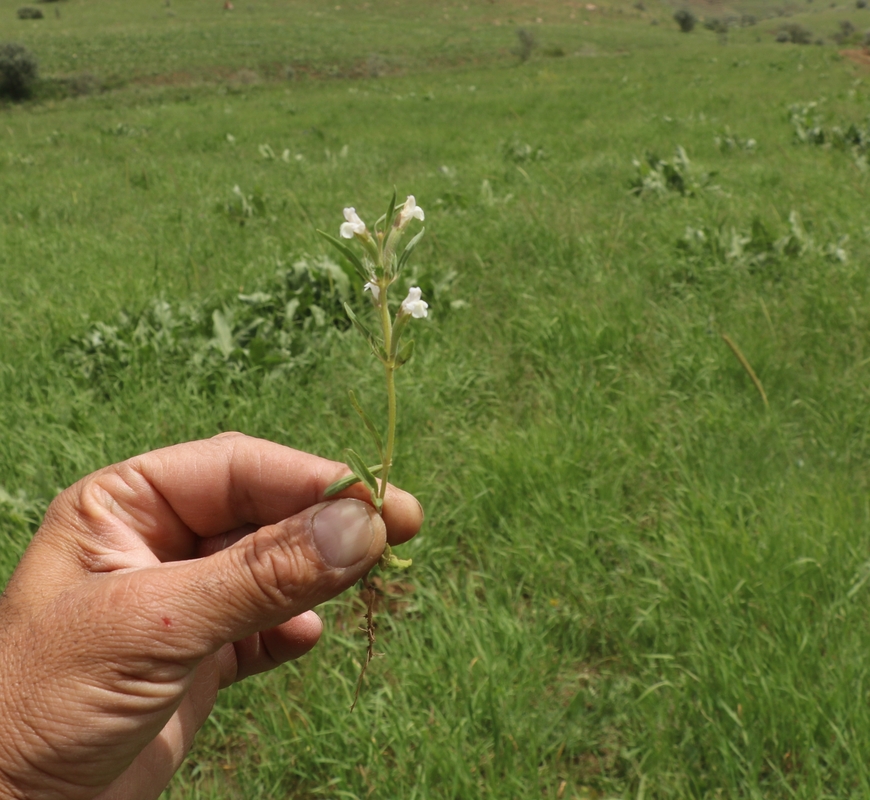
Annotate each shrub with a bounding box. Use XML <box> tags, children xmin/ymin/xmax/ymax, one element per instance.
<box><xmin>832</xmin><ymin>19</ymin><xmax>857</xmax><ymax>42</ymax></box>
<box><xmin>674</xmin><ymin>8</ymin><xmax>696</xmax><ymax>32</ymax></box>
<box><xmin>703</xmin><ymin>17</ymin><xmax>729</xmax><ymax>33</ymax></box>
<box><xmin>858</xmin><ymin>0</ymin><xmax>867</xmax><ymax>9</ymax></box>
<box><xmin>779</xmin><ymin>23</ymin><xmax>813</xmax><ymax>43</ymax></box>
<box><xmin>16</xmin><ymin>6</ymin><xmax>43</xmax><ymax>18</ymax></box>
<box><xmin>0</xmin><ymin>42</ymin><xmax>38</xmax><ymax>99</ymax></box>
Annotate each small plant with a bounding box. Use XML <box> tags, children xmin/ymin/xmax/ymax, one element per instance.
<box><xmin>789</xmin><ymin>101</ymin><xmax>870</xmax><ymax>163</ymax></box>
<box><xmin>514</xmin><ymin>28</ymin><xmax>536</xmax><ymax>62</ymax></box>
<box><xmin>64</xmin><ymin>256</ymin><xmax>352</xmax><ymax>392</ymax></box>
<box><xmin>318</xmin><ymin>193</ymin><xmax>427</xmax><ymax>521</ymax></box>
<box><xmin>714</xmin><ymin>128</ymin><xmax>757</xmax><ymax>152</ymax></box>
<box><xmin>703</xmin><ymin>18</ymin><xmax>729</xmax><ymax>34</ymax></box>
<box><xmin>504</xmin><ymin>137</ymin><xmax>546</xmax><ymax>162</ymax></box>
<box><xmin>832</xmin><ymin>19</ymin><xmax>858</xmax><ymax>43</ymax></box>
<box><xmin>789</xmin><ymin>101</ymin><xmax>826</xmax><ymax>143</ymax></box>
<box><xmin>630</xmin><ymin>146</ymin><xmax>718</xmax><ymax>197</ymax></box>
<box><xmin>674</xmin><ymin>8</ymin><xmax>696</xmax><ymax>32</ymax></box>
<box><xmin>223</xmin><ymin>184</ymin><xmax>266</xmax><ymax>222</ymax></box>
<box><xmin>779</xmin><ymin>23</ymin><xmax>814</xmax><ymax>43</ymax></box>
<box><xmin>0</xmin><ymin>42</ymin><xmax>38</xmax><ymax>100</ymax></box>
<box><xmin>16</xmin><ymin>6</ymin><xmax>43</xmax><ymax>19</ymax></box>
<box><xmin>678</xmin><ymin>212</ymin><xmax>849</xmax><ymax>270</ymax></box>
<box><xmin>318</xmin><ymin>192</ymin><xmax>427</xmax><ymax>706</ymax></box>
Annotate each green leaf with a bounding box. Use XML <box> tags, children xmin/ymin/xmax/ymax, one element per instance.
<box><xmin>324</xmin><ymin>474</ymin><xmax>359</xmax><ymax>497</ymax></box>
<box><xmin>379</xmin><ymin>544</ymin><xmax>413</xmax><ymax>570</ymax></box>
<box><xmin>317</xmin><ymin>230</ymin><xmax>369</xmax><ymax>283</ymax></box>
<box><xmin>349</xmin><ymin>390</ymin><xmax>384</xmax><ymax>459</ymax></box>
<box><xmin>395</xmin><ymin>339</ymin><xmax>415</xmax><ymax>367</ymax></box>
<box><xmin>383</xmin><ymin>187</ymin><xmax>398</xmax><ymax>232</ymax></box>
<box><xmin>212</xmin><ymin>309</ymin><xmax>234</xmax><ymax>358</ymax></box>
<box><xmin>323</xmin><ymin>463</ymin><xmax>383</xmax><ymax>498</ymax></box>
<box><xmin>344</xmin><ymin>448</ymin><xmax>381</xmax><ymax>507</ymax></box>
<box><xmin>343</xmin><ymin>302</ymin><xmax>386</xmax><ymax>360</ymax></box>
<box><xmin>396</xmin><ymin>227</ymin><xmax>425</xmax><ymax>274</ymax></box>
<box><xmin>283</xmin><ymin>298</ymin><xmax>300</xmax><ymax>327</ymax></box>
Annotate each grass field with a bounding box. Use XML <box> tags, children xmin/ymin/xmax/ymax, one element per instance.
<box><xmin>3</xmin><ymin>0</ymin><xmax>870</xmax><ymax>797</ymax></box>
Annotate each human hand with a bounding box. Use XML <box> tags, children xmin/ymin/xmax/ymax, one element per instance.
<box><xmin>0</xmin><ymin>433</ymin><xmax>422</xmax><ymax>800</ymax></box>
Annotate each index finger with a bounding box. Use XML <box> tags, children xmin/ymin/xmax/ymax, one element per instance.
<box><xmin>141</xmin><ymin>432</ymin><xmax>422</xmax><ymax>539</ymax></box>
<box><xmin>64</xmin><ymin>432</ymin><xmax>422</xmax><ymax>563</ymax></box>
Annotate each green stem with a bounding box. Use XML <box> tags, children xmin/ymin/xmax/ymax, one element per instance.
<box><xmin>380</xmin><ymin>363</ymin><xmax>397</xmax><ymax>502</ymax></box>
<box><xmin>378</xmin><ymin>288</ymin><xmax>396</xmax><ymax>502</ymax></box>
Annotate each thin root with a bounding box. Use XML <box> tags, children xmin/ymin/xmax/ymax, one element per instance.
<box><xmin>350</xmin><ymin>571</ymin><xmax>378</xmax><ymax>711</ymax></box>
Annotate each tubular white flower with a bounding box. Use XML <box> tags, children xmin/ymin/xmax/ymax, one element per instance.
<box><xmin>400</xmin><ymin>286</ymin><xmax>428</xmax><ymax>319</ymax></box>
<box><xmin>340</xmin><ymin>207</ymin><xmax>367</xmax><ymax>239</ymax></box>
<box><xmin>364</xmin><ymin>281</ymin><xmax>381</xmax><ymax>301</ymax></box>
<box><xmin>396</xmin><ymin>195</ymin><xmax>425</xmax><ymax>228</ymax></box>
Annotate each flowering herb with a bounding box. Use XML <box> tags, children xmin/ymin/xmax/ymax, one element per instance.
<box><xmin>318</xmin><ymin>191</ymin><xmax>427</xmax><ymax>705</ymax></box>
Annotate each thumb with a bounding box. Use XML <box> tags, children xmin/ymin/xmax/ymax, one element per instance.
<box><xmin>138</xmin><ymin>499</ymin><xmax>385</xmax><ymax>658</ymax></box>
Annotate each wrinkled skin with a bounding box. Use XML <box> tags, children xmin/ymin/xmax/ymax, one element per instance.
<box><xmin>0</xmin><ymin>433</ymin><xmax>422</xmax><ymax>800</ymax></box>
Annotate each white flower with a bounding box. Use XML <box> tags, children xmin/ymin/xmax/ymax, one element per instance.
<box><xmin>400</xmin><ymin>286</ymin><xmax>428</xmax><ymax>319</ymax></box>
<box><xmin>340</xmin><ymin>207</ymin><xmax>367</xmax><ymax>239</ymax></box>
<box><xmin>364</xmin><ymin>281</ymin><xmax>380</xmax><ymax>301</ymax></box>
<box><xmin>396</xmin><ymin>195</ymin><xmax>425</xmax><ymax>227</ymax></box>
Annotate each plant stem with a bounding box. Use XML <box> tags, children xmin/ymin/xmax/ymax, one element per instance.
<box><xmin>378</xmin><ymin>289</ymin><xmax>397</xmax><ymax>502</ymax></box>
<box><xmin>380</xmin><ymin>364</ymin><xmax>397</xmax><ymax>501</ymax></box>
<box><xmin>721</xmin><ymin>333</ymin><xmax>769</xmax><ymax>409</ymax></box>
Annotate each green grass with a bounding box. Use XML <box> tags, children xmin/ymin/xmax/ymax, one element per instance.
<box><xmin>3</xmin><ymin>0</ymin><xmax>870</xmax><ymax>797</ymax></box>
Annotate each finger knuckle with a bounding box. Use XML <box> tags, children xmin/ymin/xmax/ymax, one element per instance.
<box><xmin>240</xmin><ymin>529</ymin><xmax>315</xmax><ymax>609</ymax></box>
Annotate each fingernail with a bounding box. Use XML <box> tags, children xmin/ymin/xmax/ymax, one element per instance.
<box><xmin>313</xmin><ymin>500</ymin><xmax>375</xmax><ymax>568</ymax></box>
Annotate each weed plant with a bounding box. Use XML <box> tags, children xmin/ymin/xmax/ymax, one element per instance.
<box><xmin>0</xmin><ymin>41</ymin><xmax>37</xmax><ymax>99</ymax></box>
<box><xmin>2</xmin><ymin>2</ymin><xmax>870</xmax><ymax>798</ymax></box>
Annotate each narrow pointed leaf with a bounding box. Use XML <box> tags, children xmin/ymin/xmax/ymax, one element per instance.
<box><xmin>323</xmin><ymin>473</ymin><xmax>362</xmax><ymax>497</ymax></box>
<box><xmin>396</xmin><ymin>228</ymin><xmax>425</xmax><ymax>274</ymax></box>
<box><xmin>212</xmin><ymin>309</ymin><xmax>234</xmax><ymax>358</ymax></box>
<box><xmin>395</xmin><ymin>339</ymin><xmax>416</xmax><ymax>367</ymax></box>
<box><xmin>317</xmin><ymin>230</ymin><xmax>369</xmax><ymax>283</ymax></box>
<box><xmin>344</xmin><ymin>449</ymin><xmax>379</xmax><ymax>498</ymax></box>
<box><xmin>324</xmin><ymin>463</ymin><xmax>383</xmax><ymax>497</ymax></box>
<box><xmin>343</xmin><ymin>302</ymin><xmax>385</xmax><ymax>360</ymax></box>
<box><xmin>384</xmin><ymin>187</ymin><xmax>398</xmax><ymax>232</ymax></box>
<box><xmin>349</xmin><ymin>389</ymin><xmax>384</xmax><ymax>459</ymax></box>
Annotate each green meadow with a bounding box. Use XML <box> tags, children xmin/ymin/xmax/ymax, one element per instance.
<box><xmin>3</xmin><ymin>0</ymin><xmax>870</xmax><ymax>796</ymax></box>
